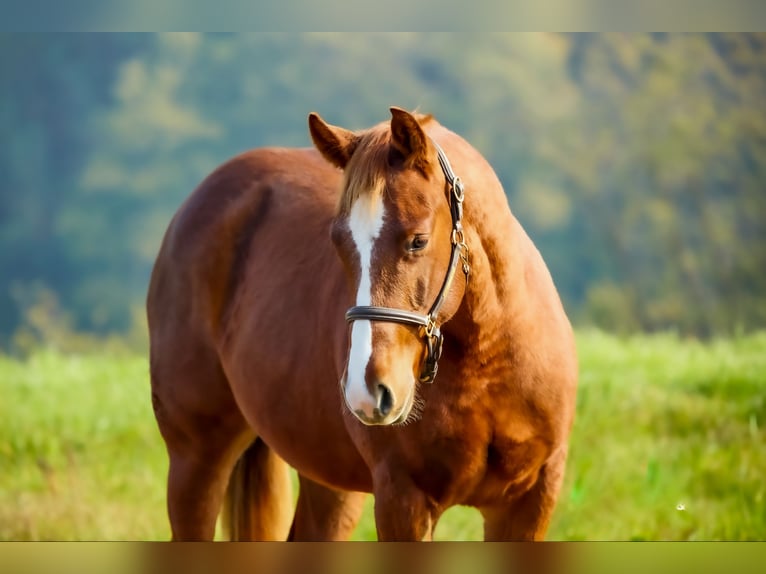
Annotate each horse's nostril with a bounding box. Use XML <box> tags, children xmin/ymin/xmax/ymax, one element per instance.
<box><xmin>376</xmin><ymin>384</ymin><xmax>394</xmax><ymax>417</ymax></box>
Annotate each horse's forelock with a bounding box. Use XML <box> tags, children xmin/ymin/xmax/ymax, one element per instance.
<box><xmin>338</xmin><ymin>127</ymin><xmax>390</xmax><ymax>215</ymax></box>
<box><xmin>337</xmin><ymin>113</ymin><xmax>436</xmax><ymax>216</ymax></box>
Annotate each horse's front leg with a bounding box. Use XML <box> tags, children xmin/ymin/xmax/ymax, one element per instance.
<box><xmin>372</xmin><ymin>469</ymin><xmax>437</xmax><ymax>541</ymax></box>
<box><xmin>481</xmin><ymin>447</ymin><xmax>568</xmax><ymax>541</ymax></box>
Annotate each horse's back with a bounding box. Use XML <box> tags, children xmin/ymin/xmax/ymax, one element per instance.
<box><xmin>148</xmin><ymin>147</ymin><xmax>341</xmax><ymax>342</ymax></box>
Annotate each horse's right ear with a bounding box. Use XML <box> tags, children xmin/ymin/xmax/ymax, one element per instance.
<box><xmin>308</xmin><ymin>112</ymin><xmax>359</xmax><ymax>170</ymax></box>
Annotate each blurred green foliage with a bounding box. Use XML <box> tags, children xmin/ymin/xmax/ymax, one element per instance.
<box><xmin>1</xmin><ymin>33</ymin><xmax>764</xmax><ymax>345</ymax></box>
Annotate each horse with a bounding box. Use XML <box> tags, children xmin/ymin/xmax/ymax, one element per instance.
<box><xmin>147</xmin><ymin>107</ymin><xmax>578</xmax><ymax>541</ymax></box>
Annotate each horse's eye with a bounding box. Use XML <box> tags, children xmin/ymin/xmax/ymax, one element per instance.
<box><xmin>408</xmin><ymin>235</ymin><xmax>429</xmax><ymax>252</ymax></box>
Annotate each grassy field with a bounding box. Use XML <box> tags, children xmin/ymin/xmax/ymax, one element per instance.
<box><xmin>0</xmin><ymin>330</ymin><xmax>764</xmax><ymax>541</ymax></box>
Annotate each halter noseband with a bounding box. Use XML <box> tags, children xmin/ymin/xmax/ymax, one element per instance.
<box><xmin>345</xmin><ymin>140</ymin><xmax>470</xmax><ymax>384</ymax></box>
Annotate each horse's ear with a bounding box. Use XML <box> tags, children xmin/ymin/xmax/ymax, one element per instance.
<box><xmin>308</xmin><ymin>112</ymin><xmax>359</xmax><ymax>170</ymax></box>
<box><xmin>389</xmin><ymin>106</ymin><xmax>430</xmax><ymax>168</ymax></box>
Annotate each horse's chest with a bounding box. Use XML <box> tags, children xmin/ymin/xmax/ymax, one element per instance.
<box><xmin>471</xmin><ymin>434</ymin><xmax>548</xmax><ymax>506</ymax></box>
<box><xmin>410</xmin><ymin>406</ymin><xmax>549</xmax><ymax>507</ymax></box>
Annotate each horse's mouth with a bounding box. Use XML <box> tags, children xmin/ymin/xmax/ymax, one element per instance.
<box><xmin>346</xmin><ymin>382</ymin><xmax>416</xmax><ymax>427</ymax></box>
<box><xmin>390</xmin><ymin>384</ymin><xmax>416</xmax><ymax>426</ymax></box>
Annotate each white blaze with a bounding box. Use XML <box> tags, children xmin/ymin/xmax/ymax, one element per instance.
<box><xmin>345</xmin><ymin>194</ymin><xmax>386</xmax><ymax>416</ymax></box>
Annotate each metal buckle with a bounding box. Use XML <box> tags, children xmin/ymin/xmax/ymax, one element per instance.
<box><xmin>419</xmin><ymin>330</ymin><xmax>444</xmax><ymax>384</ymax></box>
<box><xmin>452</xmin><ymin>177</ymin><xmax>465</xmax><ymax>203</ymax></box>
<box><xmin>451</xmin><ymin>226</ymin><xmax>466</xmax><ymax>247</ymax></box>
<box><xmin>423</xmin><ymin>316</ymin><xmax>438</xmax><ymax>338</ymax></box>
<box><xmin>460</xmin><ymin>243</ymin><xmax>471</xmax><ymax>277</ymax></box>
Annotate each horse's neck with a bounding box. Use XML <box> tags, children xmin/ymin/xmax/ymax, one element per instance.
<box><xmin>430</xmin><ymin>128</ymin><xmax>540</xmax><ymax>354</ymax></box>
<box><xmin>446</xmin><ymin>186</ymin><xmax>532</xmax><ymax>354</ymax></box>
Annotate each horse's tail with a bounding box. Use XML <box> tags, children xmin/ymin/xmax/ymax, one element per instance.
<box><xmin>221</xmin><ymin>438</ymin><xmax>294</xmax><ymax>540</ymax></box>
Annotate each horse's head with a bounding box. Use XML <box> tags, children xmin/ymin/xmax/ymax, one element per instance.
<box><xmin>309</xmin><ymin>107</ymin><xmax>468</xmax><ymax>426</ymax></box>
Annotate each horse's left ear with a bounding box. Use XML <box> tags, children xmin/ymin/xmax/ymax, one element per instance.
<box><xmin>389</xmin><ymin>107</ymin><xmax>430</xmax><ymax>168</ymax></box>
<box><xmin>308</xmin><ymin>112</ymin><xmax>359</xmax><ymax>170</ymax></box>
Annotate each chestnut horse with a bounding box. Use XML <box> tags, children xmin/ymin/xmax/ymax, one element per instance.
<box><xmin>147</xmin><ymin>107</ymin><xmax>577</xmax><ymax>541</ymax></box>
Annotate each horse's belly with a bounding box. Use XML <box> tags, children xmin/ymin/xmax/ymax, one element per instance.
<box><xmin>228</xmin><ymin>367</ymin><xmax>373</xmax><ymax>493</ymax></box>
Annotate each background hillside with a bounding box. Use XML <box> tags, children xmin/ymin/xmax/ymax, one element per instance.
<box><xmin>1</xmin><ymin>33</ymin><xmax>765</xmax><ymax>347</ymax></box>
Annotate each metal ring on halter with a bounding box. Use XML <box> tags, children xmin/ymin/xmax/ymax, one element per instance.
<box><xmin>423</xmin><ymin>317</ymin><xmax>437</xmax><ymax>338</ymax></box>
<box><xmin>451</xmin><ymin>227</ymin><xmax>466</xmax><ymax>247</ymax></box>
<box><xmin>452</xmin><ymin>177</ymin><xmax>465</xmax><ymax>202</ymax></box>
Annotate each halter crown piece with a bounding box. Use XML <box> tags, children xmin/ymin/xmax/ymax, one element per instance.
<box><xmin>345</xmin><ymin>139</ymin><xmax>470</xmax><ymax>383</ymax></box>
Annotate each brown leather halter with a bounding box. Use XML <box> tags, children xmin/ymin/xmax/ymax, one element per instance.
<box><xmin>345</xmin><ymin>140</ymin><xmax>470</xmax><ymax>383</ymax></box>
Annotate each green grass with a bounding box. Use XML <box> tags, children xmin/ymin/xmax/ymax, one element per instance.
<box><xmin>1</xmin><ymin>330</ymin><xmax>764</xmax><ymax>540</ymax></box>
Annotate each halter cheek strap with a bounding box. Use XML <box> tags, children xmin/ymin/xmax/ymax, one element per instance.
<box><xmin>345</xmin><ymin>139</ymin><xmax>470</xmax><ymax>384</ymax></box>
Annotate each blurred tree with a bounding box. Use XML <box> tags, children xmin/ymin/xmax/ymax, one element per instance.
<box><xmin>554</xmin><ymin>33</ymin><xmax>766</xmax><ymax>334</ymax></box>
<box><xmin>0</xmin><ymin>34</ymin><xmax>145</xmax><ymax>339</ymax></box>
<box><xmin>0</xmin><ymin>33</ymin><xmax>763</xmax><ymax>345</ymax></box>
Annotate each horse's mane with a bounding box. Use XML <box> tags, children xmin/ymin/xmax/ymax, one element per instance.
<box><xmin>337</xmin><ymin>113</ymin><xmax>434</xmax><ymax>215</ymax></box>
